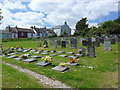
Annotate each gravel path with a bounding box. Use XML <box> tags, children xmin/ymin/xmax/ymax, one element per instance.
<box><xmin>3</xmin><ymin>62</ymin><xmax>71</xmax><ymax>88</ymax></box>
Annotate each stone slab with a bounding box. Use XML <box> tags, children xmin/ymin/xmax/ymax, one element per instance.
<box><xmin>14</xmin><ymin>58</ymin><xmax>23</xmax><ymax>60</ymax></box>
<box><xmin>66</xmin><ymin>52</ymin><xmax>74</xmax><ymax>54</ymax></box>
<box><xmin>30</xmin><ymin>55</ymin><xmax>41</xmax><ymax>58</ymax></box>
<box><xmin>75</xmin><ymin>54</ymin><xmax>83</xmax><ymax>57</ymax></box>
<box><xmin>23</xmin><ymin>54</ymin><xmax>31</xmax><ymax>56</ymax></box>
<box><xmin>59</xmin><ymin>55</ymin><xmax>68</xmax><ymax>57</ymax></box>
<box><xmin>68</xmin><ymin>56</ymin><xmax>79</xmax><ymax>58</ymax></box>
<box><xmin>49</xmin><ymin>54</ymin><xmax>57</xmax><ymax>56</ymax></box>
<box><xmin>57</xmin><ymin>51</ymin><xmax>65</xmax><ymax>54</ymax></box>
<box><xmin>36</xmin><ymin>61</ymin><xmax>52</xmax><ymax>67</ymax></box>
<box><xmin>7</xmin><ymin>55</ymin><xmax>18</xmax><ymax>58</ymax></box>
<box><xmin>41</xmin><ymin>53</ymin><xmax>48</xmax><ymax>55</ymax></box>
<box><xmin>23</xmin><ymin>58</ymin><xmax>37</xmax><ymax>62</ymax></box>
<box><xmin>52</xmin><ymin>66</ymin><xmax>69</xmax><ymax>72</ymax></box>
<box><xmin>66</xmin><ymin>62</ymin><xmax>79</xmax><ymax>66</ymax></box>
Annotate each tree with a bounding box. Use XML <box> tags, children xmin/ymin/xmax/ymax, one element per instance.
<box><xmin>74</xmin><ymin>17</ymin><xmax>89</xmax><ymax>36</ymax></box>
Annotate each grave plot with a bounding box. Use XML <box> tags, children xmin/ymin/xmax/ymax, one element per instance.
<box><xmin>7</xmin><ymin>55</ymin><xmax>18</xmax><ymax>58</ymax></box>
<box><xmin>57</xmin><ymin>51</ymin><xmax>65</xmax><ymax>54</ymax></box>
<box><xmin>52</xmin><ymin>63</ymin><xmax>69</xmax><ymax>72</ymax></box>
<box><xmin>49</xmin><ymin>54</ymin><xmax>57</xmax><ymax>56</ymax></box>
<box><xmin>23</xmin><ymin>58</ymin><xmax>37</xmax><ymax>63</ymax></box>
<box><xmin>66</xmin><ymin>52</ymin><xmax>74</xmax><ymax>54</ymax></box>
<box><xmin>59</xmin><ymin>55</ymin><xmax>68</xmax><ymax>57</ymax></box>
<box><xmin>30</xmin><ymin>55</ymin><xmax>41</xmax><ymax>58</ymax></box>
<box><xmin>36</xmin><ymin>61</ymin><xmax>52</xmax><ymax>67</ymax></box>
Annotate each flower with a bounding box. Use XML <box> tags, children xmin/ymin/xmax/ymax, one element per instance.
<box><xmin>41</xmin><ymin>56</ymin><xmax>52</xmax><ymax>62</ymax></box>
<box><xmin>59</xmin><ymin>62</ymin><xmax>67</xmax><ymax>67</ymax></box>
<box><xmin>70</xmin><ymin>58</ymin><xmax>79</xmax><ymax>63</ymax></box>
<box><xmin>19</xmin><ymin>55</ymin><xmax>28</xmax><ymax>59</ymax></box>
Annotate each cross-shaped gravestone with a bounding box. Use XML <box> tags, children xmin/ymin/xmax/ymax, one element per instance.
<box><xmin>87</xmin><ymin>46</ymin><xmax>96</xmax><ymax>57</ymax></box>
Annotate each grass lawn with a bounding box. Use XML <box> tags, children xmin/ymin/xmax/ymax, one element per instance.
<box><xmin>2</xmin><ymin>40</ymin><xmax>119</xmax><ymax>88</ymax></box>
<box><xmin>2</xmin><ymin>64</ymin><xmax>45</xmax><ymax>88</ymax></box>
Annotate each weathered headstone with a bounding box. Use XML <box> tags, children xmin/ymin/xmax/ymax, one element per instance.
<box><xmin>50</xmin><ymin>40</ymin><xmax>57</xmax><ymax>48</ymax></box>
<box><xmin>23</xmin><ymin>58</ymin><xmax>37</xmax><ymax>62</ymax></box>
<box><xmin>36</xmin><ymin>61</ymin><xmax>52</xmax><ymax>67</ymax></box>
<box><xmin>43</xmin><ymin>39</ymin><xmax>48</xmax><ymax>47</ymax></box>
<box><xmin>57</xmin><ymin>40</ymin><xmax>61</xmax><ymax>45</ymax></box>
<box><xmin>78</xmin><ymin>47</ymin><xmax>86</xmax><ymax>56</ymax></box>
<box><xmin>87</xmin><ymin>46</ymin><xmax>96</xmax><ymax>57</ymax></box>
<box><xmin>104</xmin><ymin>38</ymin><xmax>111</xmax><ymax>50</ymax></box>
<box><xmin>52</xmin><ymin>66</ymin><xmax>69</xmax><ymax>72</ymax></box>
<box><xmin>61</xmin><ymin>41</ymin><xmax>66</xmax><ymax>48</ymax></box>
<box><xmin>70</xmin><ymin>38</ymin><xmax>77</xmax><ymax>48</ymax></box>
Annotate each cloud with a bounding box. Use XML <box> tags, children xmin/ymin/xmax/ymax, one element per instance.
<box><xmin>0</xmin><ymin>0</ymin><xmax>119</xmax><ymax>31</ymax></box>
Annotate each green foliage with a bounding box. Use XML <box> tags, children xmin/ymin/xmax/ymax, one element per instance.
<box><xmin>47</xmin><ymin>34</ymin><xmax>57</xmax><ymax>38</ymax></box>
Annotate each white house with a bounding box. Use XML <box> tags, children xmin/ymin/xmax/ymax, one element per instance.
<box><xmin>50</xmin><ymin>21</ymin><xmax>71</xmax><ymax>36</ymax></box>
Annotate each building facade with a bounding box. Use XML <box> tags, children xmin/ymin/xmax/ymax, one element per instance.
<box><xmin>50</xmin><ymin>21</ymin><xmax>71</xmax><ymax>36</ymax></box>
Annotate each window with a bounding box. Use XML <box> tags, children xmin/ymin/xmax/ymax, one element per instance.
<box><xmin>21</xmin><ymin>32</ymin><xmax>24</xmax><ymax>36</ymax></box>
<box><xmin>31</xmin><ymin>33</ymin><xmax>33</xmax><ymax>37</ymax></box>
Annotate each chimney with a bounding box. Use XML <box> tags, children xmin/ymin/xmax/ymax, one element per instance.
<box><xmin>15</xmin><ymin>25</ymin><xmax>18</xmax><ymax>29</ymax></box>
<box><xmin>34</xmin><ymin>26</ymin><xmax>36</xmax><ymax>29</ymax></box>
<box><xmin>30</xmin><ymin>26</ymin><xmax>33</xmax><ymax>29</ymax></box>
<box><xmin>64</xmin><ymin>21</ymin><xmax>67</xmax><ymax>25</ymax></box>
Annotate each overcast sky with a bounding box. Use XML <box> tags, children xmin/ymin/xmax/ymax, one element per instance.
<box><xmin>0</xmin><ymin>0</ymin><xmax>119</xmax><ymax>34</ymax></box>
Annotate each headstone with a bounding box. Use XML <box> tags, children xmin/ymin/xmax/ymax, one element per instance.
<box><xmin>41</xmin><ymin>53</ymin><xmax>48</xmax><ymax>55</ymax></box>
<box><xmin>30</xmin><ymin>55</ymin><xmax>41</xmax><ymax>58</ymax></box>
<box><xmin>87</xmin><ymin>46</ymin><xmax>96</xmax><ymax>57</ymax></box>
<box><xmin>36</xmin><ymin>61</ymin><xmax>52</xmax><ymax>67</ymax></box>
<box><xmin>50</xmin><ymin>54</ymin><xmax>57</xmax><ymax>56</ymax></box>
<box><xmin>57</xmin><ymin>40</ymin><xmax>61</xmax><ymax>45</ymax></box>
<box><xmin>66</xmin><ymin>52</ymin><xmax>74</xmax><ymax>54</ymax></box>
<box><xmin>51</xmin><ymin>40</ymin><xmax>57</xmax><ymax>48</ymax></box>
<box><xmin>7</xmin><ymin>55</ymin><xmax>18</xmax><ymax>58</ymax></box>
<box><xmin>68</xmin><ymin>56</ymin><xmax>79</xmax><ymax>58</ymax></box>
<box><xmin>57</xmin><ymin>51</ymin><xmax>65</xmax><ymax>54</ymax></box>
<box><xmin>66</xmin><ymin>62</ymin><xmax>79</xmax><ymax>66</ymax></box>
<box><xmin>70</xmin><ymin>38</ymin><xmax>77</xmax><ymax>48</ymax></box>
<box><xmin>59</xmin><ymin>55</ymin><xmax>68</xmax><ymax>57</ymax></box>
<box><xmin>78</xmin><ymin>47</ymin><xmax>86</xmax><ymax>56</ymax></box>
<box><xmin>43</xmin><ymin>39</ymin><xmax>48</xmax><ymax>47</ymax></box>
<box><xmin>82</xmin><ymin>40</ymin><xmax>88</xmax><ymax>46</ymax></box>
<box><xmin>23</xmin><ymin>58</ymin><xmax>37</xmax><ymax>62</ymax></box>
<box><xmin>104</xmin><ymin>38</ymin><xmax>111</xmax><ymax>50</ymax></box>
<box><xmin>75</xmin><ymin>54</ymin><xmax>83</xmax><ymax>57</ymax></box>
<box><xmin>52</xmin><ymin>66</ymin><xmax>69</xmax><ymax>72</ymax></box>
<box><xmin>14</xmin><ymin>58</ymin><xmax>23</xmax><ymax>60</ymax></box>
<box><xmin>61</xmin><ymin>41</ymin><xmax>66</xmax><ymax>48</ymax></box>
<box><xmin>38</xmin><ymin>40</ymin><xmax>41</xmax><ymax>47</ymax></box>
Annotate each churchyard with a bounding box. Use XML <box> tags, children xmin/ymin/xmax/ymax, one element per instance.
<box><xmin>1</xmin><ymin>36</ymin><xmax>119</xmax><ymax>88</ymax></box>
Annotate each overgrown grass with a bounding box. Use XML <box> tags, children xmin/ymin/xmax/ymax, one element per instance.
<box><xmin>2</xmin><ymin>40</ymin><xmax>119</xmax><ymax>88</ymax></box>
<box><xmin>2</xmin><ymin>64</ymin><xmax>45</xmax><ymax>88</ymax></box>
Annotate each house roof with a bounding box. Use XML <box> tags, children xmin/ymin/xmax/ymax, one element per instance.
<box><xmin>51</xmin><ymin>25</ymin><xmax>64</xmax><ymax>29</ymax></box>
<box><xmin>16</xmin><ymin>27</ymin><xmax>34</xmax><ymax>33</ymax></box>
<box><xmin>0</xmin><ymin>30</ymin><xmax>11</xmax><ymax>34</ymax></box>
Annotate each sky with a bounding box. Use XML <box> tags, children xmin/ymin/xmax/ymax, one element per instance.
<box><xmin>0</xmin><ymin>0</ymin><xmax>119</xmax><ymax>34</ymax></box>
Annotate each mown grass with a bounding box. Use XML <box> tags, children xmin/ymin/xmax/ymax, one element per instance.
<box><xmin>2</xmin><ymin>40</ymin><xmax>119</xmax><ymax>88</ymax></box>
<box><xmin>2</xmin><ymin>64</ymin><xmax>45</xmax><ymax>88</ymax></box>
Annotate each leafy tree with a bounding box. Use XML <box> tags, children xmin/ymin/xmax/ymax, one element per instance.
<box><xmin>74</xmin><ymin>17</ymin><xmax>89</xmax><ymax>35</ymax></box>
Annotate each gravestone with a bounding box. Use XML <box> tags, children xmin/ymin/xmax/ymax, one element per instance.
<box><xmin>23</xmin><ymin>54</ymin><xmax>31</xmax><ymax>56</ymax></box>
<box><xmin>87</xmin><ymin>46</ymin><xmax>96</xmax><ymax>57</ymax></box>
<box><xmin>36</xmin><ymin>61</ymin><xmax>52</xmax><ymax>67</ymax></box>
<box><xmin>59</xmin><ymin>55</ymin><xmax>68</xmax><ymax>57</ymax></box>
<box><xmin>23</xmin><ymin>58</ymin><xmax>37</xmax><ymax>62</ymax></box>
<box><xmin>57</xmin><ymin>40</ymin><xmax>61</xmax><ymax>45</ymax></box>
<box><xmin>68</xmin><ymin>56</ymin><xmax>79</xmax><ymax>58</ymax></box>
<box><xmin>61</xmin><ymin>41</ymin><xmax>66</xmax><ymax>48</ymax></box>
<box><xmin>66</xmin><ymin>52</ymin><xmax>74</xmax><ymax>54</ymax></box>
<box><xmin>38</xmin><ymin>40</ymin><xmax>41</xmax><ymax>47</ymax></box>
<box><xmin>104</xmin><ymin>38</ymin><xmax>111</xmax><ymax>50</ymax></box>
<box><xmin>30</xmin><ymin>55</ymin><xmax>41</xmax><ymax>58</ymax></box>
<box><xmin>111</xmin><ymin>38</ymin><xmax>115</xmax><ymax>44</ymax></box>
<box><xmin>43</xmin><ymin>39</ymin><xmax>48</xmax><ymax>47</ymax></box>
<box><xmin>52</xmin><ymin>40</ymin><xmax>57</xmax><ymax>48</ymax></box>
<box><xmin>78</xmin><ymin>47</ymin><xmax>86</xmax><ymax>56</ymax></box>
<box><xmin>7</xmin><ymin>55</ymin><xmax>18</xmax><ymax>58</ymax></box>
<box><xmin>57</xmin><ymin>51</ymin><xmax>65</xmax><ymax>54</ymax></box>
<box><xmin>14</xmin><ymin>58</ymin><xmax>23</xmax><ymax>60</ymax></box>
<box><xmin>41</xmin><ymin>53</ymin><xmax>48</xmax><ymax>55</ymax></box>
<box><xmin>87</xmin><ymin>38</ymin><xmax>92</xmax><ymax>46</ymax></box>
<box><xmin>66</xmin><ymin>62</ymin><xmax>79</xmax><ymax>66</ymax></box>
<box><xmin>50</xmin><ymin>54</ymin><xmax>57</xmax><ymax>56</ymax></box>
<box><xmin>52</xmin><ymin>66</ymin><xmax>69</xmax><ymax>72</ymax></box>
<box><xmin>70</xmin><ymin>38</ymin><xmax>77</xmax><ymax>48</ymax></box>
<box><xmin>82</xmin><ymin>40</ymin><xmax>88</xmax><ymax>46</ymax></box>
